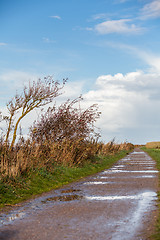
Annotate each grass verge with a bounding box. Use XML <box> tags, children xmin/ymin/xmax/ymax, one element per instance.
<box><xmin>0</xmin><ymin>150</ymin><xmax>128</xmax><ymax>209</ymax></box>
<box><xmin>142</xmin><ymin>147</ymin><xmax>160</xmax><ymax>240</ymax></box>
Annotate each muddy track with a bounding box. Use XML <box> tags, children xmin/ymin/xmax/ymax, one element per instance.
<box><xmin>0</xmin><ymin>148</ymin><xmax>159</xmax><ymax>240</ymax></box>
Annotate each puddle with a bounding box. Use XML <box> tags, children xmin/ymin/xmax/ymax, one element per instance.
<box><xmin>98</xmin><ymin>175</ymin><xmax>155</xmax><ymax>179</ymax></box>
<box><xmin>85</xmin><ymin>191</ymin><xmax>157</xmax><ymax>201</ymax></box>
<box><xmin>97</xmin><ymin>176</ymin><xmax>109</xmax><ymax>179</ymax></box>
<box><xmin>121</xmin><ymin>158</ymin><xmax>131</xmax><ymax>161</ymax></box>
<box><xmin>131</xmin><ymin>152</ymin><xmax>145</xmax><ymax>154</ymax></box>
<box><xmin>0</xmin><ymin>191</ymin><xmax>83</xmax><ymax>226</ymax></box>
<box><xmin>0</xmin><ymin>212</ymin><xmax>26</xmax><ymax>226</ymax></box>
<box><xmin>128</xmin><ymin>170</ymin><xmax>158</xmax><ymax>173</ymax></box>
<box><xmin>110</xmin><ymin>191</ymin><xmax>157</xmax><ymax>240</ymax></box>
<box><xmin>113</xmin><ymin>165</ymin><xmax>125</xmax><ymax>168</ymax></box>
<box><xmin>135</xmin><ymin>175</ymin><xmax>155</xmax><ymax>178</ymax></box>
<box><xmin>111</xmin><ymin>167</ymin><xmax>124</xmax><ymax>170</ymax></box>
<box><xmin>103</xmin><ymin>170</ymin><xmax>123</xmax><ymax>173</ymax></box>
<box><xmin>103</xmin><ymin>170</ymin><xmax>158</xmax><ymax>174</ymax></box>
<box><xmin>84</xmin><ymin>181</ymin><xmax>110</xmax><ymax>185</ymax></box>
<box><xmin>132</xmin><ymin>162</ymin><xmax>155</xmax><ymax>165</ymax></box>
<box><xmin>41</xmin><ymin>194</ymin><xmax>83</xmax><ymax>203</ymax></box>
<box><xmin>86</xmin><ymin>195</ymin><xmax>139</xmax><ymax>201</ymax></box>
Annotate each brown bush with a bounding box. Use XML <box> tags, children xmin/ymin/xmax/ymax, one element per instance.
<box><xmin>30</xmin><ymin>97</ymin><xmax>101</xmax><ymax>144</ymax></box>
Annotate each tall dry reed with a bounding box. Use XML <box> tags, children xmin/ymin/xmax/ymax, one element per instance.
<box><xmin>0</xmin><ymin>139</ymin><xmax>134</xmax><ymax>177</ymax></box>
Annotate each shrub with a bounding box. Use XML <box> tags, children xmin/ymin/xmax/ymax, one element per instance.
<box><xmin>30</xmin><ymin>96</ymin><xmax>101</xmax><ymax>144</ymax></box>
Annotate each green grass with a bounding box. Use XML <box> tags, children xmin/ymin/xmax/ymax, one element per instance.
<box><xmin>0</xmin><ymin>150</ymin><xmax>128</xmax><ymax>208</ymax></box>
<box><xmin>142</xmin><ymin>147</ymin><xmax>160</xmax><ymax>240</ymax></box>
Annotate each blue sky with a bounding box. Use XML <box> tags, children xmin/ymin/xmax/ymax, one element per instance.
<box><xmin>1</xmin><ymin>0</ymin><xmax>160</xmax><ymax>144</ymax></box>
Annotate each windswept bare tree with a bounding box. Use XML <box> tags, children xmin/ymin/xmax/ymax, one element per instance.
<box><xmin>5</xmin><ymin>76</ymin><xmax>67</xmax><ymax>149</ymax></box>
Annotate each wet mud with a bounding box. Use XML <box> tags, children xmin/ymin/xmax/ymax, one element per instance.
<box><xmin>41</xmin><ymin>194</ymin><xmax>83</xmax><ymax>203</ymax></box>
<box><xmin>0</xmin><ymin>148</ymin><xmax>159</xmax><ymax>240</ymax></box>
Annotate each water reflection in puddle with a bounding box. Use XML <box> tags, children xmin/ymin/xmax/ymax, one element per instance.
<box><xmin>102</xmin><ymin>170</ymin><xmax>158</xmax><ymax>174</ymax></box>
<box><xmin>132</xmin><ymin>163</ymin><xmax>155</xmax><ymax>166</ymax></box>
<box><xmin>97</xmin><ymin>175</ymin><xmax>155</xmax><ymax>179</ymax></box>
<box><xmin>85</xmin><ymin>191</ymin><xmax>157</xmax><ymax>201</ymax></box>
<box><xmin>0</xmin><ymin>212</ymin><xmax>26</xmax><ymax>226</ymax></box>
<box><xmin>84</xmin><ymin>181</ymin><xmax>110</xmax><ymax>185</ymax></box>
<box><xmin>0</xmin><ymin>189</ymin><xmax>82</xmax><ymax>226</ymax></box>
<box><xmin>113</xmin><ymin>165</ymin><xmax>124</xmax><ymax>168</ymax></box>
<box><xmin>131</xmin><ymin>152</ymin><xmax>146</xmax><ymax>155</ymax></box>
<box><xmin>121</xmin><ymin>158</ymin><xmax>131</xmax><ymax>161</ymax></box>
<box><xmin>140</xmin><ymin>175</ymin><xmax>155</xmax><ymax>178</ymax></box>
<box><xmin>110</xmin><ymin>191</ymin><xmax>158</xmax><ymax>240</ymax></box>
<box><xmin>96</xmin><ymin>176</ymin><xmax>109</xmax><ymax>179</ymax></box>
<box><xmin>86</xmin><ymin>195</ymin><xmax>138</xmax><ymax>201</ymax></box>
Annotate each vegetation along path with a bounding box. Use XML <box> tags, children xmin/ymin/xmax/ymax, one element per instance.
<box><xmin>0</xmin><ymin>148</ymin><xmax>159</xmax><ymax>240</ymax></box>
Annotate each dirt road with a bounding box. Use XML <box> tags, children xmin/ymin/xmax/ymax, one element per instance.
<box><xmin>0</xmin><ymin>149</ymin><xmax>159</xmax><ymax>240</ymax></box>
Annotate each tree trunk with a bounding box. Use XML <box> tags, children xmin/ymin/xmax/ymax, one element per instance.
<box><xmin>9</xmin><ymin>113</ymin><xmax>27</xmax><ymax>150</ymax></box>
<box><xmin>5</xmin><ymin>114</ymin><xmax>13</xmax><ymax>146</ymax></box>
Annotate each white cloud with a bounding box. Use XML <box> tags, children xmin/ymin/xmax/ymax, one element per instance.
<box><xmin>95</xmin><ymin>19</ymin><xmax>144</xmax><ymax>34</ymax></box>
<box><xmin>119</xmin><ymin>0</ymin><xmax>128</xmax><ymax>2</ymax></box>
<box><xmin>82</xmin><ymin>67</ymin><xmax>160</xmax><ymax>143</ymax></box>
<box><xmin>136</xmin><ymin>50</ymin><xmax>160</xmax><ymax>73</ymax></box>
<box><xmin>0</xmin><ymin>42</ymin><xmax>7</xmax><ymax>46</ymax></box>
<box><xmin>114</xmin><ymin>0</ymin><xmax>130</xmax><ymax>3</ymax></box>
<box><xmin>53</xmin><ymin>81</ymin><xmax>84</xmax><ymax>106</ymax></box>
<box><xmin>50</xmin><ymin>15</ymin><xmax>61</xmax><ymax>20</ymax></box>
<box><xmin>140</xmin><ymin>0</ymin><xmax>160</xmax><ymax>19</ymax></box>
<box><xmin>100</xmin><ymin>41</ymin><xmax>160</xmax><ymax>74</ymax></box>
<box><xmin>0</xmin><ymin>71</ymin><xmax>39</xmax><ymax>105</ymax></box>
<box><xmin>42</xmin><ymin>37</ymin><xmax>55</xmax><ymax>43</ymax></box>
<box><xmin>92</xmin><ymin>13</ymin><xmax>109</xmax><ymax>20</ymax></box>
<box><xmin>0</xmin><ymin>70</ymin><xmax>38</xmax><ymax>88</ymax></box>
<box><xmin>85</xmin><ymin>27</ymin><xmax>93</xmax><ymax>31</ymax></box>
<box><xmin>117</xmin><ymin>43</ymin><xmax>160</xmax><ymax>73</ymax></box>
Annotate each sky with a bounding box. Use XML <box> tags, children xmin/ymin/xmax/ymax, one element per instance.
<box><xmin>0</xmin><ymin>0</ymin><xmax>160</xmax><ymax>144</ymax></box>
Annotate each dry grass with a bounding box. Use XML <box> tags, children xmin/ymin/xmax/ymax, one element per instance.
<box><xmin>100</xmin><ymin>140</ymin><xmax>134</xmax><ymax>155</ymax></box>
<box><xmin>0</xmin><ymin>139</ymin><xmax>134</xmax><ymax>178</ymax></box>
<box><xmin>146</xmin><ymin>142</ymin><xmax>160</xmax><ymax>149</ymax></box>
<box><xmin>0</xmin><ymin>139</ymin><xmax>99</xmax><ymax>177</ymax></box>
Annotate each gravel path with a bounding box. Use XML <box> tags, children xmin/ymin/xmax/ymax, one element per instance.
<box><xmin>0</xmin><ymin>148</ymin><xmax>159</xmax><ymax>240</ymax></box>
